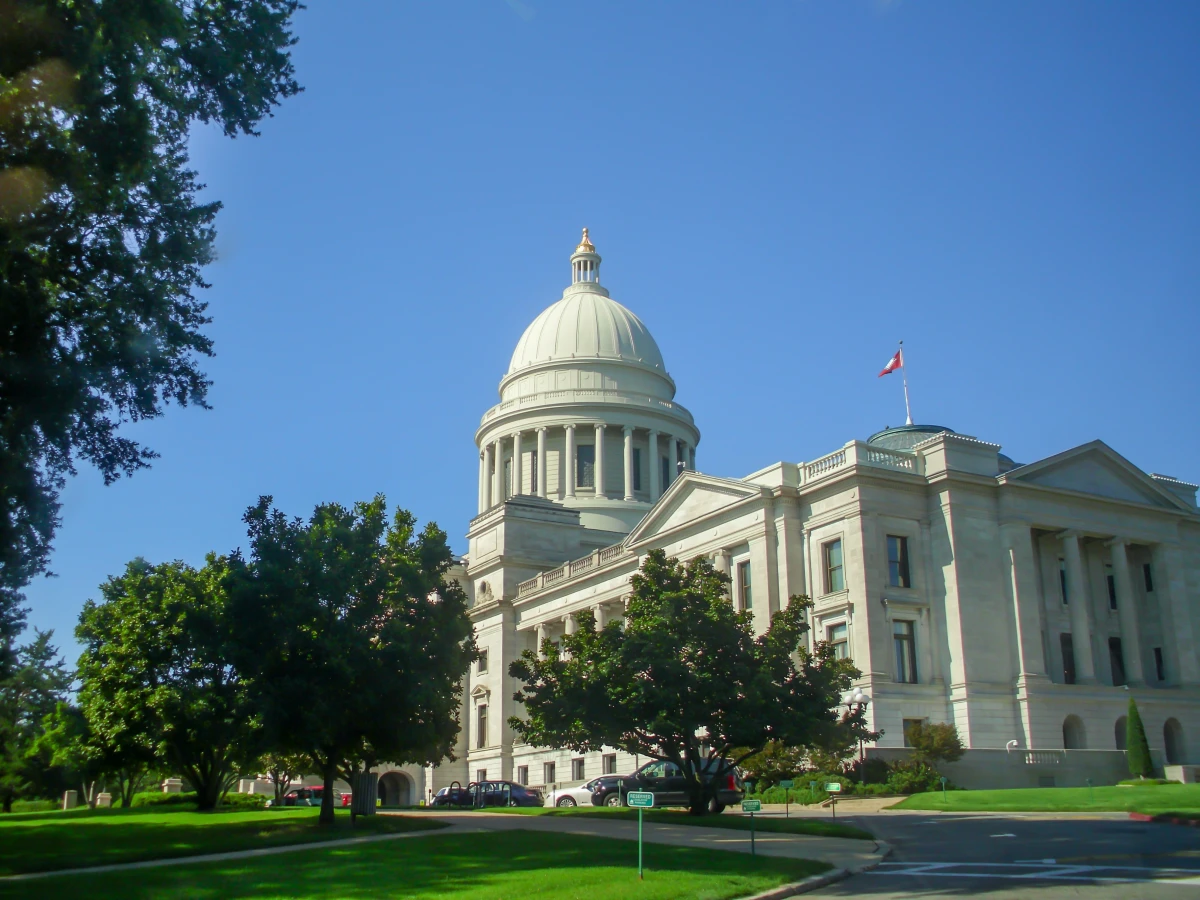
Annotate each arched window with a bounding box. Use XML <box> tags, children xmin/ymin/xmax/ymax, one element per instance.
<box><xmin>1114</xmin><ymin>716</ymin><xmax>1127</xmax><ymax>751</ymax></box>
<box><xmin>1063</xmin><ymin>714</ymin><xmax>1087</xmax><ymax>750</ymax></box>
<box><xmin>1164</xmin><ymin>718</ymin><xmax>1185</xmax><ymax>765</ymax></box>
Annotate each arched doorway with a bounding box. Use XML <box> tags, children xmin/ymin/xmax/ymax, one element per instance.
<box><xmin>1114</xmin><ymin>716</ymin><xmax>1127</xmax><ymax>750</ymax></box>
<box><xmin>1164</xmin><ymin>718</ymin><xmax>1185</xmax><ymax>765</ymax></box>
<box><xmin>1063</xmin><ymin>715</ymin><xmax>1087</xmax><ymax>749</ymax></box>
<box><xmin>378</xmin><ymin>771</ymin><xmax>413</xmax><ymax>808</ymax></box>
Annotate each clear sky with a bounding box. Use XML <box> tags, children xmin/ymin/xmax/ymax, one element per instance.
<box><xmin>23</xmin><ymin>1</ymin><xmax>1200</xmax><ymax>660</ymax></box>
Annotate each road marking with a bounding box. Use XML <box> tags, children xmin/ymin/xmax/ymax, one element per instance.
<box><xmin>990</xmin><ymin>833</ymin><xmax>1016</xmax><ymax>838</ymax></box>
<box><xmin>1015</xmin><ymin>858</ymin><xmax>1056</xmax><ymax>864</ymax></box>
<box><xmin>869</xmin><ymin>861</ymin><xmax>1200</xmax><ymax>884</ymax></box>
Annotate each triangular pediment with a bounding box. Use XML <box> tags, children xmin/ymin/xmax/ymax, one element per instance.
<box><xmin>1003</xmin><ymin>441</ymin><xmax>1191</xmax><ymax>511</ymax></box>
<box><xmin>626</xmin><ymin>472</ymin><xmax>767</xmax><ymax>546</ymax></box>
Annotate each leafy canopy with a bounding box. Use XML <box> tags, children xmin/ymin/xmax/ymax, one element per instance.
<box><xmin>904</xmin><ymin>721</ymin><xmax>965</xmax><ymax>766</ymax></box>
<box><xmin>510</xmin><ymin>550</ymin><xmax>869</xmax><ymax>814</ymax></box>
<box><xmin>0</xmin><ymin>629</ymin><xmax>70</xmax><ymax>811</ymax></box>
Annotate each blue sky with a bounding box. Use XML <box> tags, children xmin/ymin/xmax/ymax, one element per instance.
<box><xmin>25</xmin><ymin>1</ymin><xmax>1200</xmax><ymax>659</ymax></box>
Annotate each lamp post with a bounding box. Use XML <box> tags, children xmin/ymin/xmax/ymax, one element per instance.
<box><xmin>845</xmin><ymin>689</ymin><xmax>871</xmax><ymax>780</ymax></box>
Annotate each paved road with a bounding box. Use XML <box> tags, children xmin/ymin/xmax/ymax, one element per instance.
<box><xmin>807</xmin><ymin>810</ymin><xmax>1200</xmax><ymax>898</ymax></box>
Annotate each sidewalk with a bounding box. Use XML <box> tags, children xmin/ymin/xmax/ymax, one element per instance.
<box><xmin>420</xmin><ymin>811</ymin><xmax>889</xmax><ymax>874</ymax></box>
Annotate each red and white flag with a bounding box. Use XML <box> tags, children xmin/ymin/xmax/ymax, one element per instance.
<box><xmin>878</xmin><ymin>348</ymin><xmax>903</xmax><ymax>377</ymax></box>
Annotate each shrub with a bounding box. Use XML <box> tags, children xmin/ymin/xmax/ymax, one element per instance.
<box><xmin>906</xmin><ymin>722</ymin><xmax>965</xmax><ymax>766</ymax></box>
<box><xmin>1117</xmin><ymin>778</ymin><xmax>1180</xmax><ymax>786</ymax></box>
<box><xmin>885</xmin><ymin>761</ymin><xmax>954</xmax><ymax>795</ymax></box>
<box><xmin>10</xmin><ymin>800</ymin><xmax>57</xmax><ymax>813</ymax></box>
<box><xmin>1126</xmin><ymin>699</ymin><xmax>1154</xmax><ymax>779</ymax></box>
<box><xmin>131</xmin><ymin>791</ymin><xmax>266</xmax><ymax>810</ymax></box>
<box><xmin>858</xmin><ymin>757</ymin><xmax>890</xmax><ymax>785</ymax></box>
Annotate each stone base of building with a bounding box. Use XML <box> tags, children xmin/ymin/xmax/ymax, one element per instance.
<box><xmin>865</xmin><ymin>746</ymin><xmax>1165</xmax><ymax>789</ymax></box>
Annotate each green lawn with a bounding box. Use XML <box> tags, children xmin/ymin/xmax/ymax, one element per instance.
<box><xmin>893</xmin><ymin>783</ymin><xmax>1200</xmax><ymax>814</ymax></box>
<box><xmin>0</xmin><ymin>805</ymin><xmax>444</xmax><ymax>875</ymax></box>
<box><xmin>487</xmin><ymin>805</ymin><xmax>874</xmax><ymax>840</ymax></box>
<box><xmin>0</xmin><ymin>830</ymin><xmax>830</xmax><ymax>900</ymax></box>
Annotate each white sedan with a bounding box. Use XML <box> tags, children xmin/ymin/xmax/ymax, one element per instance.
<box><xmin>543</xmin><ymin>778</ymin><xmax>605</xmax><ymax>808</ymax></box>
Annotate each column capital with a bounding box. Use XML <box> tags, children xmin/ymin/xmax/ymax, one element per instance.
<box><xmin>537</xmin><ymin>425</ymin><xmax>548</xmax><ymax>433</ymax></box>
<box><xmin>1056</xmin><ymin>529</ymin><xmax>1083</xmax><ymax>541</ymax></box>
<box><xmin>1105</xmin><ymin>536</ymin><xmax>1132</xmax><ymax>548</ymax></box>
<box><xmin>623</xmin><ymin>424</ymin><xmax>634</xmax><ymax>435</ymax></box>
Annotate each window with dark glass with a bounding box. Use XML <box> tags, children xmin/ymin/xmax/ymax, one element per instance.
<box><xmin>602</xmin><ymin>754</ymin><xmax>617</xmax><ymax>775</ymax></box>
<box><xmin>577</xmin><ymin>445</ymin><xmax>595</xmax><ymax>488</ymax></box>
<box><xmin>529</xmin><ymin>453</ymin><xmax>537</xmax><ymax>495</ymax></box>
<box><xmin>1143</xmin><ymin>563</ymin><xmax>1154</xmax><ymax>592</ymax></box>
<box><xmin>543</xmin><ymin>762</ymin><xmax>556</xmax><ymax>785</ymax></box>
<box><xmin>1154</xmin><ymin>647</ymin><xmax>1166</xmax><ymax>682</ymax></box>
<box><xmin>476</xmin><ymin>704</ymin><xmax>488</xmax><ymax>749</ymax></box>
<box><xmin>516</xmin><ymin>766</ymin><xmax>529</xmax><ymax>785</ymax></box>
<box><xmin>477</xmin><ymin>649</ymin><xmax>488</xmax><ymax>674</ymax></box>
<box><xmin>893</xmin><ymin>620</ymin><xmax>917</xmax><ymax>684</ymax></box>
<box><xmin>1059</xmin><ymin>559</ymin><xmax>1068</xmax><ymax>604</ymax></box>
<box><xmin>1106</xmin><ymin>565</ymin><xmax>1117</xmax><ymax>610</ymax></box>
<box><xmin>827</xmin><ymin>622</ymin><xmax>848</xmax><ymax>659</ymax></box>
<box><xmin>902</xmin><ymin>718</ymin><xmax>925</xmax><ymax>747</ymax></box>
<box><xmin>1108</xmin><ymin>637</ymin><xmax>1126</xmax><ymax>686</ymax></box>
<box><xmin>825</xmin><ymin>539</ymin><xmax>845</xmax><ymax>593</ymax></box>
<box><xmin>737</xmin><ymin>561</ymin><xmax>752</xmax><ymax>612</ymax></box>
<box><xmin>661</xmin><ymin>456</ymin><xmax>671</xmax><ymax>490</ymax></box>
<box><xmin>633</xmin><ymin>448</ymin><xmax>642</xmax><ymax>491</ymax></box>
<box><xmin>887</xmin><ymin>536</ymin><xmax>911</xmax><ymax>588</ymax></box>
<box><xmin>571</xmin><ymin>758</ymin><xmax>585</xmax><ymax>781</ymax></box>
<box><xmin>504</xmin><ymin>460</ymin><xmax>512</xmax><ymax>499</ymax></box>
<box><xmin>1060</xmin><ymin>633</ymin><xmax>1076</xmax><ymax>684</ymax></box>
<box><xmin>477</xmin><ymin>769</ymin><xmax>487</xmax><ymax>783</ymax></box>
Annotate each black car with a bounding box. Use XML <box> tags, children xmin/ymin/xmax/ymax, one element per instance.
<box><xmin>611</xmin><ymin>759</ymin><xmax>744</xmax><ymax>813</ymax></box>
<box><xmin>431</xmin><ymin>780</ymin><xmax>543</xmax><ymax>809</ymax></box>
<box><xmin>587</xmin><ymin>775</ymin><xmax>629</xmax><ymax>807</ymax></box>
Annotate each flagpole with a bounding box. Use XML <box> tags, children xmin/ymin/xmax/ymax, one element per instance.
<box><xmin>900</xmin><ymin>340</ymin><xmax>913</xmax><ymax>426</ymax></box>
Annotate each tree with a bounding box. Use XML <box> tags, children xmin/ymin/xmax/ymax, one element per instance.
<box><xmin>732</xmin><ymin>740</ymin><xmax>807</xmax><ymax>790</ymax></box>
<box><xmin>0</xmin><ymin>630</ymin><xmax>70</xmax><ymax>811</ymax></box>
<box><xmin>905</xmin><ymin>721</ymin><xmax>965</xmax><ymax>767</ymax></box>
<box><xmin>0</xmin><ymin>1</ymin><xmax>302</xmax><ymax>633</ymax></box>
<box><xmin>34</xmin><ymin>702</ymin><xmax>156</xmax><ymax>808</ymax></box>
<box><xmin>76</xmin><ymin>556</ymin><xmax>259</xmax><ymax>810</ymax></box>
<box><xmin>1126</xmin><ymin>698</ymin><xmax>1153</xmax><ymax>779</ymax></box>
<box><xmin>510</xmin><ymin>550</ymin><xmax>870</xmax><ymax>815</ymax></box>
<box><xmin>262</xmin><ymin>752</ymin><xmax>310</xmax><ymax>805</ymax></box>
<box><xmin>229</xmin><ymin>495</ymin><xmax>477</xmax><ymax>826</ymax></box>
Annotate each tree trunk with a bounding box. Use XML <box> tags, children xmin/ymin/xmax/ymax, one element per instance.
<box><xmin>2</xmin><ymin>795</ymin><xmax>11</xmax><ymax>813</ymax></box>
<box><xmin>319</xmin><ymin>762</ymin><xmax>337</xmax><ymax>826</ymax></box>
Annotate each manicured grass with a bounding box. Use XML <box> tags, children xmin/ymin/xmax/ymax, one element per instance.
<box><xmin>0</xmin><ymin>805</ymin><xmax>444</xmax><ymax>875</ymax></box>
<box><xmin>487</xmin><ymin>805</ymin><xmax>874</xmax><ymax>840</ymax></box>
<box><xmin>0</xmin><ymin>830</ymin><xmax>831</xmax><ymax>900</ymax></box>
<box><xmin>893</xmin><ymin>783</ymin><xmax>1200</xmax><ymax>814</ymax></box>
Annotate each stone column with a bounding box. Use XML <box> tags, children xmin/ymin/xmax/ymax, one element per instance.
<box><xmin>511</xmin><ymin>431</ymin><xmax>522</xmax><ymax>496</ymax></box>
<box><xmin>679</xmin><ymin>440</ymin><xmax>689</xmax><ymax>472</ymax></box>
<box><xmin>563</xmin><ymin>613</ymin><xmax>578</xmax><ymax>636</ymax></box>
<box><xmin>1152</xmin><ymin>542</ymin><xmax>1200</xmax><ymax>684</ymax></box>
<box><xmin>594</xmin><ymin>424</ymin><xmax>606</xmax><ymax>496</ymax></box>
<box><xmin>493</xmin><ymin>438</ymin><xmax>504</xmax><ymax>505</ymax></box>
<box><xmin>673</xmin><ymin>437</ymin><xmax>683</xmax><ymax>480</ymax></box>
<box><xmin>535</xmin><ymin>623</ymin><xmax>547</xmax><ymax>659</ymax></box>
<box><xmin>1002</xmin><ymin>523</ymin><xmax>1048</xmax><ymax>680</ymax></box>
<box><xmin>713</xmin><ymin>549</ymin><xmax>732</xmax><ymax>601</ymax></box>
<box><xmin>623</xmin><ymin>426</ymin><xmax>635</xmax><ymax>501</ymax></box>
<box><xmin>565</xmin><ymin>425</ymin><xmax>576</xmax><ymax>499</ymax></box>
<box><xmin>594</xmin><ymin>604</ymin><xmax>607</xmax><ymax>629</ymax></box>
<box><xmin>1060</xmin><ymin>532</ymin><xmax>1096</xmax><ymax>683</ymax></box>
<box><xmin>536</xmin><ymin>428</ymin><xmax>548</xmax><ymax>498</ymax></box>
<box><xmin>1108</xmin><ymin>538</ymin><xmax>1144</xmax><ymax>685</ymax></box>
<box><xmin>478</xmin><ymin>450</ymin><xmax>488</xmax><ymax>513</ymax></box>
<box><xmin>648</xmin><ymin>431</ymin><xmax>660</xmax><ymax>500</ymax></box>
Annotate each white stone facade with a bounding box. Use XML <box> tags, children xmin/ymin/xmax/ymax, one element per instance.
<box><xmin>439</xmin><ymin>233</ymin><xmax>1200</xmax><ymax>793</ymax></box>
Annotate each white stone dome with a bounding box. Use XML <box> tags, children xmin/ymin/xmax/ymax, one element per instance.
<box><xmin>507</xmin><ymin>286</ymin><xmax>667</xmax><ymax>376</ymax></box>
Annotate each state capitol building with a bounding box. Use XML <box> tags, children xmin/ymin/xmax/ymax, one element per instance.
<box><xmin>376</xmin><ymin>231</ymin><xmax>1198</xmax><ymax>805</ymax></box>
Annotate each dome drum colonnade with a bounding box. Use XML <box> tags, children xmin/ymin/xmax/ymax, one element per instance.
<box><xmin>474</xmin><ymin>230</ymin><xmax>699</xmax><ymax>527</ymax></box>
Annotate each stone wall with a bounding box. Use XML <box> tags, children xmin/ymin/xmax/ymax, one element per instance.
<box><xmin>865</xmin><ymin>746</ymin><xmax>1165</xmax><ymax>789</ymax></box>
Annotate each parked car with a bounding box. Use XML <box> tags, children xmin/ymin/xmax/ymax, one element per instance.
<box><xmin>274</xmin><ymin>786</ymin><xmax>350</xmax><ymax>808</ymax></box>
<box><xmin>585</xmin><ymin>775</ymin><xmax>628</xmax><ymax>808</ymax></box>
<box><xmin>613</xmin><ymin>759</ymin><xmax>744</xmax><ymax>813</ymax></box>
<box><xmin>432</xmin><ymin>781</ymin><xmax>543</xmax><ymax>809</ymax></box>
<box><xmin>544</xmin><ymin>776</ymin><xmax>621</xmax><ymax>808</ymax></box>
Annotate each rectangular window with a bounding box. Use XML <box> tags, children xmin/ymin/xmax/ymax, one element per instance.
<box><xmin>1106</xmin><ymin>565</ymin><xmax>1117</xmax><ymax>610</ymax></box>
<box><xmin>475</xmin><ymin>704</ymin><xmax>488</xmax><ymax>749</ymax></box>
<box><xmin>571</xmin><ymin>758</ymin><xmax>585</xmax><ymax>781</ymax></box>
<box><xmin>661</xmin><ymin>455</ymin><xmax>671</xmax><ymax>489</ymax></box>
<box><xmin>529</xmin><ymin>452</ymin><xmax>537</xmax><ymax>495</ymax></box>
<box><xmin>1060</xmin><ymin>633</ymin><xmax>1076</xmax><ymax>684</ymax></box>
<box><xmin>543</xmin><ymin>762</ymin><xmax>556</xmax><ymax>785</ymax></box>
<box><xmin>504</xmin><ymin>459</ymin><xmax>513</xmax><ymax>499</ymax></box>
<box><xmin>602</xmin><ymin>753</ymin><xmax>617</xmax><ymax>775</ymax></box>
<box><xmin>632</xmin><ymin>448</ymin><xmax>642</xmax><ymax>492</ymax></box>
<box><xmin>1059</xmin><ymin>559</ymin><xmax>1068</xmax><ymax>604</ymax></box>
<box><xmin>1108</xmin><ymin>636</ymin><xmax>1126</xmax><ymax>686</ymax></box>
<box><xmin>737</xmin><ymin>561</ymin><xmax>752</xmax><ymax>612</ymax></box>
<box><xmin>1154</xmin><ymin>646</ymin><xmax>1166</xmax><ymax>682</ymax></box>
<box><xmin>887</xmin><ymin>536</ymin><xmax>911</xmax><ymax>588</ymax></box>
<box><xmin>893</xmin><ymin>620</ymin><xmax>917</xmax><ymax>684</ymax></box>
<box><xmin>516</xmin><ymin>766</ymin><xmax>529</xmax><ymax>785</ymax></box>
<box><xmin>476</xmin><ymin>769</ymin><xmax>487</xmax><ymax>784</ymax></box>
<box><xmin>827</xmin><ymin>622</ymin><xmax>848</xmax><ymax>660</ymax></box>
<box><xmin>577</xmin><ymin>445</ymin><xmax>595</xmax><ymax>488</ymax></box>
<box><xmin>902</xmin><ymin>718</ymin><xmax>925</xmax><ymax>748</ymax></box>
<box><xmin>1143</xmin><ymin>563</ymin><xmax>1154</xmax><ymax>592</ymax></box>
<box><xmin>477</xmin><ymin>649</ymin><xmax>489</xmax><ymax>674</ymax></box>
<box><xmin>824</xmin><ymin>539</ymin><xmax>845</xmax><ymax>593</ymax></box>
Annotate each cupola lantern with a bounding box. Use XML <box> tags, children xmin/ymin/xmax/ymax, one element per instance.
<box><xmin>571</xmin><ymin>227</ymin><xmax>601</xmax><ymax>284</ymax></box>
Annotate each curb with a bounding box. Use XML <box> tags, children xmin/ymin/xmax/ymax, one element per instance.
<box><xmin>733</xmin><ymin>839</ymin><xmax>891</xmax><ymax>900</ymax></box>
<box><xmin>1130</xmin><ymin>812</ymin><xmax>1200</xmax><ymax>828</ymax></box>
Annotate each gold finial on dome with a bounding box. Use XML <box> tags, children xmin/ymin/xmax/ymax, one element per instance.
<box><xmin>576</xmin><ymin>227</ymin><xmax>595</xmax><ymax>254</ymax></box>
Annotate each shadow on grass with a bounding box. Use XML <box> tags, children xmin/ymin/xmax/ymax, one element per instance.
<box><xmin>0</xmin><ymin>807</ymin><xmax>445</xmax><ymax>875</ymax></box>
<box><xmin>0</xmin><ymin>831</ymin><xmax>832</xmax><ymax>900</ymax></box>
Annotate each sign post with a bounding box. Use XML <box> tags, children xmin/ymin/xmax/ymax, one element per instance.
<box><xmin>626</xmin><ymin>791</ymin><xmax>654</xmax><ymax>879</ymax></box>
<box><xmin>825</xmin><ymin>782</ymin><xmax>842</xmax><ymax>819</ymax></box>
<box><xmin>940</xmin><ymin>776</ymin><xmax>948</xmax><ymax>804</ymax></box>
<box><xmin>742</xmin><ymin>799</ymin><xmax>762</xmax><ymax>856</ymax></box>
<box><xmin>779</xmin><ymin>779</ymin><xmax>794</xmax><ymax>818</ymax></box>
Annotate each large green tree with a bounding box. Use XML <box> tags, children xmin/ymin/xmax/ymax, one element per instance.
<box><xmin>76</xmin><ymin>555</ymin><xmax>259</xmax><ymax>810</ymax></box>
<box><xmin>510</xmin><ymin>550</ymin><xmax>870</xmax><ymax>815</ymax></box>
<box><xmin>0</xmin><ymin>0</ymin><xmax>301</xmax><ymax>647</ymax></box>
<box><xmin>0</xmin><ymin>629</ymin><xmax>70</xmax><ymax>811</ymax></box>
<box><xmin>229</xmin><ymin>495</ymin><xmax>477</xmax><ymax>826</ymax></box>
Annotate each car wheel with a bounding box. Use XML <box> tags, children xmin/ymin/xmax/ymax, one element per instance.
<box><xmin>556</xmin><ymin>797</ymin><xmax>577</xmax><ymax>808</ymax></box>
<box><xmin>508</xmin><ymin>799</ymin><xmax>519</xmax><ymax>807</ymax></box>
<box><xmin>605</xmin><ymin>794</ymin><xmax>622</xmax><ymax>807</ymax></box>
<box><xmin>708</xmin><ymin>797</ymin><xmax>725</xmax><ymax>815</ymax></box>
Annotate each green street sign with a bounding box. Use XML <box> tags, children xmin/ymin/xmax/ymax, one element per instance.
<box><xmin>626</xmin><ymin>791</ymin><xmax>654</xmax><ymax>808</ymax></box>
<box><xmin>825</xmin><ymin>782</ymin><xmax>843</xmax><ymax>793</ymax></box>
<box><xmin>741</xmin><ymin>799</ymin><xmax>762</xmax><ymax>812</ymax></box>
<box><xmin>779</xmin><ymin>780</ymin><xmax>794</xmax><ymax>789</ymax></box>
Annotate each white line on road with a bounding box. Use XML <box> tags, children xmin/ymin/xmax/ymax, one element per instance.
<box><xmin>990</xmin><ymin>833</ymin><xmax>1016</xmax><ymax>837</ymax></box>
<box><xmin>869</xmin><ymin>861</ymin><xmax>1200</xmax><ymax>885</ymax></box>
